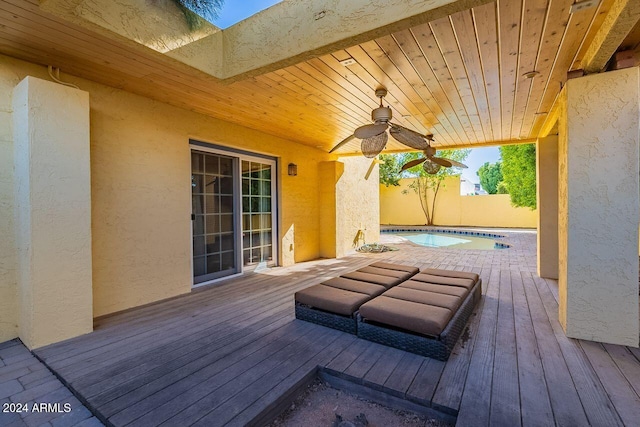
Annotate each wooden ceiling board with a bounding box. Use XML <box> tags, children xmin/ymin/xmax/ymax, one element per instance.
<box><xmin>497</xmin><ymin>0</ymin><xmax>523</xmax><ymax>142</ymax></box>
<box><xmin>410</xmin><ymin>22</ymin><xmax>479</xmax><ymax>142</ymax></box>
<box><xmin>376</xmin><ymin>33</ymin><xmax>460</xmax><ymax>145</ymax></box>
<box><xmin>391</xmin><ymin>29</ymin><xmax>469</xmax><ymax>143</ymax></box>
<box><xmin>430</xmin><ymin>15</ymin><xmax>487</xmax><ymax>142</ymax></box>
<box><xmin>510</xmin><ymin>0</ymin><xmax>549</xmax><ymax>138</ymax></box>
<box><xmin>450</xmin><ymin>9</ymin><xmax>494</xmax><ymax>142</ymax></box>
<box><xmin>0</xmin><ymin>0</ymin><xmax>624</xmax><ymax>153</ymax></box>
<box><xmin>529</xmin><ymin>2</ymin><xmax>600</xmax><ymax>137</ymax></box>
<box><xmin>472</xmin><ymin>2</ymin><xmax>502</xmax><ymax>142</ymax></box>
<box><xmin>519</xmin><ymin>0</ymin><xmax>572</xmax><ymax>139</ymax></box>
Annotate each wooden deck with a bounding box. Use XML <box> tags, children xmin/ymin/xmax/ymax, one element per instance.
<box><xmin>33</xmin><ymin>231</ymin><xmax>640</xmax><ymax>426</ymax></box>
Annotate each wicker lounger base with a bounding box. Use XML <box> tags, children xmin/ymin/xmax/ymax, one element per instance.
<box><xmin>357</xmin><ymin>280</ymin><xmax>482</xmax><ymax>361</ymax></box>
<box><xmin>295</xmin><ymin>302</ymin><xmax>357</xmax><ymax>334</ymax></box>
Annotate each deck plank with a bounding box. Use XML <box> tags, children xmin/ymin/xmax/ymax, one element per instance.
<box><xmin>456</xmin><ymin>268</ymin><xmax>500</xmax><ymax>425</ymax></box>
<box><xmin>510</xmin><ymin>270</ymin><xmax>554</xmax><ymax>426</ymax></box>
<box><xmin>520</xmin><ymin>271</ymin><xmax>589</xmax><ymax>426</ymax></box>
<box><xmin>581</xmin><ymin>341</ymin><xmax>640</xmax><ymax>426</ymax></box>
<box><xmin>533</xmin><ymin>276</ymin><xmax>625</xmax><ymax>426</ymax></box>
<box><xmin>22</xmin><ymin>232</ymin><xmax>640</xmax><ymax>427</ymax></box>
<box><xmin>489</xmin><ymin>269</ymin><xmax>521</xmax><ymax>426</ymax></box>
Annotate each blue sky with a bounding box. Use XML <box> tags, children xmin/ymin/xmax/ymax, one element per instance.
<box><xmin>212</xmin><ymin>0</ymin><xmax>283</xmax><ymax>28</ymax></box>
<box><xmin>458</xmin><ymin>147</ymin><xmax>501</xmax><ymax>183</ymax></box>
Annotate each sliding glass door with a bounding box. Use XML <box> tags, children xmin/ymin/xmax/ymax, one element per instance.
<box><xmin>191</xmin><ymin>144</ymin><xmax>277</xmax><ymax>285</ymax></box>
<box><xmin>242</xmin><ymin>160</ymin><xmax>274</xmax><ymax>266</ymax></box>
<box><xmin>191</xmin><ymin>151</ymin><xmax>238</xmax><ymax>283</ymax></box>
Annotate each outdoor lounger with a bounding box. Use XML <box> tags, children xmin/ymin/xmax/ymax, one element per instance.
<box><xmin>294</xmin><ymin>262</ymin><xmax>419</xmax><ymax>334</ymax></box>
<box><xmin>357</xmin><ymin>269</ymin><xmax>482</xmax><ymax>361</ymax></box>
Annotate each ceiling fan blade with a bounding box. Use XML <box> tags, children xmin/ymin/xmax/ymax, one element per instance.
<box><xmin>430</xmin><ymin>156</ymin><xmax>453</xmax><ymax>168</ymax></box>
<box><xmin>445</xmin><ymin>159</ymin><xmax>468</xmax><ymax>168</ymax></box>
<box><xmin>389</xmin><ymin>123</ymin><xmax>431</xmax><ymax>150</ymax></box>
<box><xmin>361</xmin><ymin>132</ymin><xmax>388</xmax><ymax>158</ymax></box>
<box><xmin>423</xmin><ymin>159</ymin><xmax>442</xmax><ymax>174</ymax></box>
<box><xmin>354</xmin><ymin>123</ymin><xmax>388</xmax><ymax>139</ymax></box>
<box><xmin>329</xmin><ymin>134</ymin><xmax>356</xmax><ymax>153</ymax></box>
<box><xmin>400</xmin><ymin>157</ymin><xmax>427</xmax><ymax>172</ymax></box>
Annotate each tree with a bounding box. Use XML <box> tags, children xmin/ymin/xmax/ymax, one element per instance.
<box><xmin>171</xmin><ymin>0</ymin><xmax>225</xmax><ymax>30</ymax></box>
<box><xmin>380</xmin><ymin>150</ymin><xmax>470</xmax><ymax>225</ymax></box>
<box><xmin>477</xmin><ymin>161</ymin><xmax>503</xmax><ymax>194</ymax></box>
<box><xmin>379</xmin><ymin>154</ymin><xmax>402</xmax><ymax>187</ymax></box>
<box><xmin>500</xmin><ymin>143</ymin><xmax>536</xmax><ymax>209</ymax></box>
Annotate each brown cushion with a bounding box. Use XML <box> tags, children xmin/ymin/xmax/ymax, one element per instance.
<box><xmin>358</xmin><ymin>266</ymin><xmax>414</xmax><ymax>280</ymax></box>
<box><xmin>400</xmin><ymin>280</ymin><xmax>468</xmax><ymax>298</ymax></box>
<box><xmin>322</xmin><ymin>277</ymin><xmax>386</xmax><ymax>297</ymax></box>
<box><xmin>383</xmin><ymin>287</ymin><xmax>462</xmax><ymax>311</ymax></box>
<box><xmin>295</xmin><ymin>285</ymin><xmax>370</xmax><ymax>316</ymax></box>
<box><xmin>412</xmin><ymin>273</ymin><xmax>475</xmax><ymax>290</ymax></box>
<box><xmin>359</xmin><ymin>296</ymin><xmax>452</xmax><ymax>337</ymax></box>
<box><xmin>370</xmin><ymin>262</ymin><xmax>419</xmax><ymax>275</ymax></box>
<box><xmin>341</xmin><ymin>271</ymin><xmax>402</xmax><ymax>288</ymax></box>
<box><xmin>421</xmin><ymin>268</ymin><xmax>479</xmax><ymax>282</ymax></box>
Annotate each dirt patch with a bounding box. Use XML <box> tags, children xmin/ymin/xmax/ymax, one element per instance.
<box><xmin>269</xmin><ymin>379</ymin><xmax>453</xmax><ymax>427</ymax></box>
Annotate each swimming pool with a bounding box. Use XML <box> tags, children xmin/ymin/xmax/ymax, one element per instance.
<box><xmin>392</xmin><ymin>231</ymin><xmax>506</xmax><ymax>250</ymax></box>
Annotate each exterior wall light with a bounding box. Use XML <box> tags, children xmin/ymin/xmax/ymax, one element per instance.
<box><xmin>288</xmin><ymin>163</ymin><xmax>298</xmax><ymax>176</ymax></box>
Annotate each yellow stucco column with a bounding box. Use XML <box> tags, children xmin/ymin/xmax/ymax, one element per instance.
<box><xmin>12</xmin><ymin>77</ymin><xmax>93</xmax><ymax>349</ymax></box>
<box><xmin>537</xmin><ymin>135</ymin><xmax>559</xmax><ymax>279</ymax></box>
<box><xmin>318</xmin><ymin>161</ymin><xmax>340</xmax><ymax>259</ymax></box>
<box><xmin>558</xmin><ymin>67</ymin><xmax>639</xmax><ymax>347</ymax></box>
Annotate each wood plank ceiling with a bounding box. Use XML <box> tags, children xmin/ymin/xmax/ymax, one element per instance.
<box><xmin>0</xmin><ymin>0</ymin><xmax>625</xmax><ymax>153</ymax></box>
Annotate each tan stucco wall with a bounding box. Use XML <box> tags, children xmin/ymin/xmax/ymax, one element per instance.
<box><xmin>13</xmin><ymin>77</ymin><xmax>93</xmax><ymax>349</ymax></box>
<box><xmin>0</xmin><ymin>54</ymin><xmax>350</xmax><ymax>323</ymax></box>
<box><xmin>318</xmin><ymin>161</ymin><xmax>340</xmax><ymax>258</ymax></box>
<box><xmin>558</xmin><ymin>68</ymin><xmax>639</xmax><ymax>347</ymax></box>
<box><xmin>380</xmin><ymin>177</ymin><xmax>537</xmax><ymax>228</ymax></box>
<box><xmin>335</xmin><ymin>157</ymin><xmax>381</xmax><ymax>257</ymax></box>
<box><xmin>0</xmin><ymin>68</ymin><xmax>17</xmax><ymax>342</ymax></box>
<box><xmin>537</xmin><ymin>135</ymin><xmax>559</xmax><ymax>279</ymax></box>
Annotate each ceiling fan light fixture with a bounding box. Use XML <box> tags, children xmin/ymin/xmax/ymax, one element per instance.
<box><xmin>423</xmin><ymin>160</ymin><xmax>441</xmax><ymax>174</ymax></box>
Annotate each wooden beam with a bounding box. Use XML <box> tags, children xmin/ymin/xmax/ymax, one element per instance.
<box><xmin>539</xmin><ymin>89</ymin><xmax>565</xmax><ymax>138</ymax></box>
<box><xmin>582</xmin><ymin>0</ymin><xmax>640</xmax><ymax>73</ymax></box>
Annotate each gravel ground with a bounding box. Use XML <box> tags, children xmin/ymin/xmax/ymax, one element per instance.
<box><xmin>269</xmin><ymin>379</ymin><xmax>454</xmax><ymax>427</ymax></box>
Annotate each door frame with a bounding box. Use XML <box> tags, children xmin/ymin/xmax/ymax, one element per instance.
<box><xmin>189</xmin><ymin>140</ymin><xmax>279</xmax><ymax>288</ymax></box>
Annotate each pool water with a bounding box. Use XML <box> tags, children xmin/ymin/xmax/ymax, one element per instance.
<box><xmin>394</xmin><ymin>232</ymin><xmax>504</xmax><ymax>250</ymax></box>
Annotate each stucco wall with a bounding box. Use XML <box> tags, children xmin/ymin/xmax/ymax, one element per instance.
<box><xmin>0</xmin><ymin>54</ymin><xmax>345</xmax><ymax>323</ymax></box>
<box><xmin>537</xmin><ymin>135</ymin><xmax>559</xmax><ymax>279</ymax></box>
<box><xmin>13</xmin><ymin>77</ymin><xmax>93</xmax><ymax>349</ymax></box>
<box><xmin>558</xmin><ymin>68</ymin><xmax>639</xmax><ymax>346</ymax></box>
<box><xmin>380</xmin><ymin>177</ymin><xmax>537</xmax><ymax>228</ymax></box>
<box><xmin>0</xmin><ymin>66</ymin><xmax>17</xmax><ymax>342</ymax></box>
<box><xmin>335</xmin><ymin>157</ymin><xmax>381</xmax><ymax>257</ymax></box>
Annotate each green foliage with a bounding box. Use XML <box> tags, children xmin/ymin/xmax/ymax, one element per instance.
<box><xmin>500</xmin><ymin>143</ymin><xmax>537</xmax><ymax>209</ymax></box>
<box><xmin>171</xmin><ymin>0</ymin><xmax>224</xmax><ymax>30</ymax></box>
<box><xmin>477</xmin><ymin>161</ymin><xmax>503</xmax><ymax>194</ymax></box>
<box><xmin>379</xmin><ymin>154</ymin><xmax>401</xmax><ymax>187</ymax></box>
<box><xmin>497</xmin><ymin>181</ymin><xmax>509</xmax><ymax>194</ymax></box>
<box><xmin>380</xmin><ymin>149</ymin><xmax>470</xmax><ymax>225</ymax></box>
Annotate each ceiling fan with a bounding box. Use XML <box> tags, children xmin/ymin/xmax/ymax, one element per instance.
<box><xmin>399</xmin><ymin>145</ymin><xmax>468</xmax><ymax>174</ymax></box>
<box><xmin>329</xmin><ymin>87</ymin><xmax>434</xmax><ymax>157</ymax></box>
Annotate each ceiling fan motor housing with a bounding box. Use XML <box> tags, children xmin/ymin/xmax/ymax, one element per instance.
<box><xmin>372</xmin><ymin>106</ymin><xmax>392</xmax><ymax>123</ymax></box>
<box><xmin>425</xmin><ymin>146</ymin><xmax>436</xmax><ymax>157</ymax></box>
